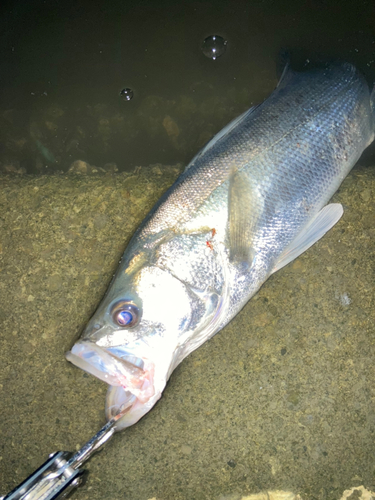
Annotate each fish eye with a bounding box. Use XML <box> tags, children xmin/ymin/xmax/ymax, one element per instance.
<box><xmin>111</xmin><ymin>301</ymin><xmax>140</xmax><ymax>328</ymax></box>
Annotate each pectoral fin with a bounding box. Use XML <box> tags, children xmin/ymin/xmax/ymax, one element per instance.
<box><xmin>228</xmin><ymin>169</ymin><xmax>258</xmax><ymax>266</ymax></box>
<box><xmin>272</xmin><ymin>203</ymin><xmax>343</xmax><ymax>273</ymax></box>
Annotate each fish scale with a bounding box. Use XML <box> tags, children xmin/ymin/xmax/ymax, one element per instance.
<box><xmin>67</xmin><ymin>61</ymin><xmax>375</xmax><ymax>430</ymax></box>
<box><xmin>133</xmin><ymin>64</ymin><xmax>369</xmax><ymax>247</ymax></box>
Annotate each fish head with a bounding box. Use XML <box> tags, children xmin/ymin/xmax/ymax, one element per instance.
<box><xmin>66</xmin><ymin>243</ymin><xmax>225</xmax><ymax>429</ymax></box>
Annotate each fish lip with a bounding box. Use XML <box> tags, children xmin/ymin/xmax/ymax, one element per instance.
<box><xmin>105</xmin><ymin>385</ymin><xmax>138</xmax><ymax>424</ymax></box>
<box><xmin>65</xmin><ymin>340</ymin><xmax>155</xmax><ymax>406</ymax></box>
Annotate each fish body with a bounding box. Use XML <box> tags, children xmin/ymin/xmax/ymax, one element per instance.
<box><xmin>67</xmin><ymin>62</ymin><xmax>375</xmax><ymax>429</ymax></box>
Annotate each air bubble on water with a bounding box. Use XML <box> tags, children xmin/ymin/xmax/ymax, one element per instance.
<box><xmin>201</xmin><ymin>35</ymin><xmax>227</xmax><ymax>60</ymax></box>
<box><xmin>119</xmin><ymin>88</ymin><xmax>134</xmax><ymax>101</ymax></box>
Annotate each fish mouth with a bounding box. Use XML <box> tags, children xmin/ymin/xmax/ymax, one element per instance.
<box><xmin>66</xmin><ymin>341</ymin><xmax>156</xmax><ymax>426</ymax></box>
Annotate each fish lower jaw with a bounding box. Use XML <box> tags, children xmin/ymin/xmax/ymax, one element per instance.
<box><xmin>105</xmin><ymin>382</ymin><xmax>163</xmax><ymax>429</ymax></box>
<box><xmin>65</xmin><ymin>340</ymin><xmax>156</xmax><ymax>413</ymax></box>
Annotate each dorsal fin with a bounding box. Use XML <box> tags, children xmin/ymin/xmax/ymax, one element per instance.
<box><xmin>185</xmin><ymin>106</ymin><xmax>258</xmax><ymax>172</ymax></box>
<box><xmin>276</xmin><ymin>50</ymin><xmax>293</xmax><ymax>89</ymax></box>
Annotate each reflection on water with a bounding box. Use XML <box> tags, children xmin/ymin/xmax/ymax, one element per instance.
<box><xmin>119</xmin><ymin>87</ymin><xmax>134</xmax><ymax>101</ymax></box>
<box><xmin>0</xmin><ymin>0</ymin><xmax>375</xmax><ymax>174</ymax></box>
<box><xmin>201</xmin><ymin>35</ymin><xmax>228</xmax><ymax>60</ymax></box>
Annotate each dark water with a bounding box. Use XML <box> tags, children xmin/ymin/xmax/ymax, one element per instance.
<box><xmin>1</xmin><ymin>0</ymin><xmax>375</xmax><ymax>174</ymax></box>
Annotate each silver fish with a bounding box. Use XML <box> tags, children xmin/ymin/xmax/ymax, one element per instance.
<box><xmin>66</xmin><ymin>62</ymin><xmax>375</xmax><ymax>429</ymax></box>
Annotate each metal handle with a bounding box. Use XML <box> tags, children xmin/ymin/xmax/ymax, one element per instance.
<box><xmin>1</xmin><ymin>451</ymin><xmax>84</xmax><ymax>500</ymax></box>
<box><xmin>1</xmin><ymin>402</ymin><xmax>131</xmax><ymax>500</ymax></box>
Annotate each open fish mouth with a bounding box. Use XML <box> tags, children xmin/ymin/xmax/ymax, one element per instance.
<box><xmin>66</xmin><ymin>341</ymin><xmax>155</xmax><ymax>421</ymax></box>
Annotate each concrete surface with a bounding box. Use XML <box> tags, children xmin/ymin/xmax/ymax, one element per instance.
<box><xmin>0</xmin><ymin>164</ymin><xmax>374</xmax><ymax>500</ymax></box>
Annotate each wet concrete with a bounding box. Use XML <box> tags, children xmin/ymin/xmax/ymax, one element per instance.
<box><xmin>0</xmin><ymin>164</ymin><xmax>374</xmax><ymax>500</ymax></box>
